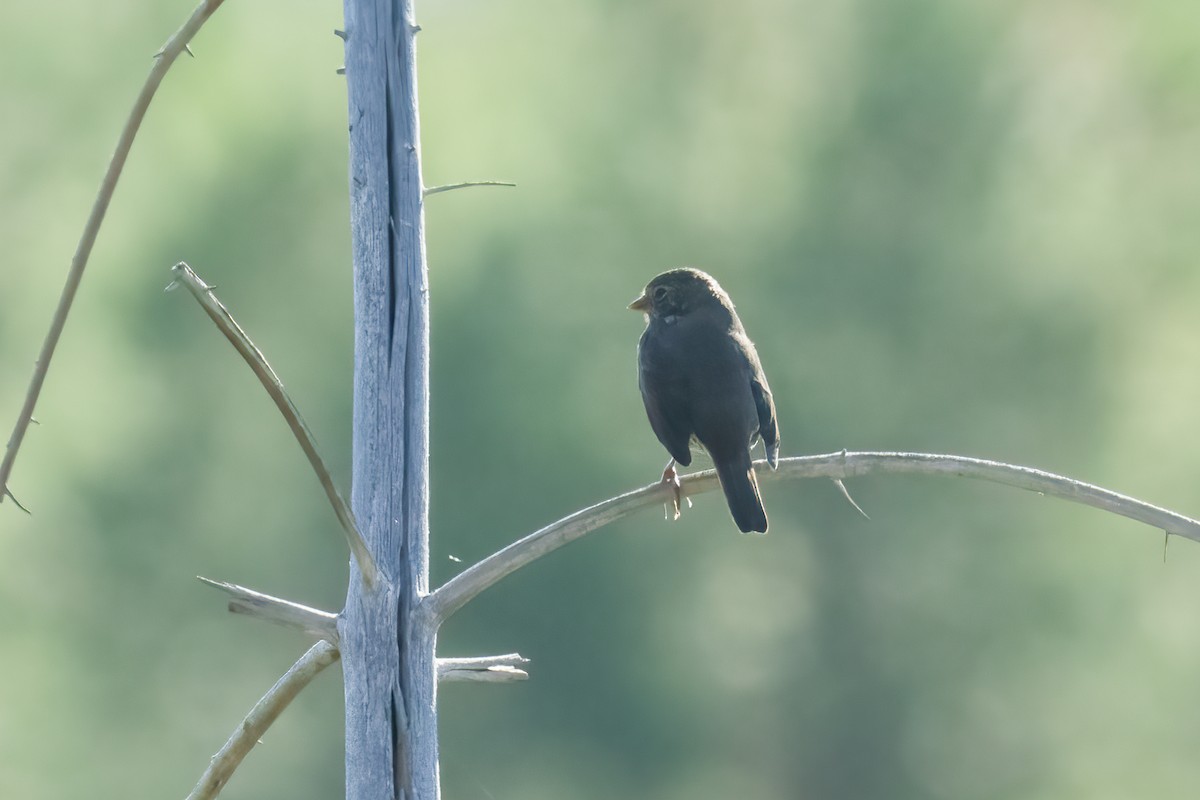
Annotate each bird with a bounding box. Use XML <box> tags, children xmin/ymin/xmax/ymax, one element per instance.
<box><xmin>629</xmin><ymin>268</ymin><xmax>779</xmax><ymax>533</ymax></box>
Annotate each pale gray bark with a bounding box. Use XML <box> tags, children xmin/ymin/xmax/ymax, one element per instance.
<box><xmin>340</xmin><ymin>0</ymin><xmax>438</xmax><ymax>798</ymax></box>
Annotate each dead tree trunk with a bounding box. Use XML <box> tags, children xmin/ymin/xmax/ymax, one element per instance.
<box><xmin>339</xmin><ymin>0</ymin><xmax>439</xmax><ymax>798</ymax></box>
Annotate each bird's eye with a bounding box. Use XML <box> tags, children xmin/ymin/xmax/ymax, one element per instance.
<box><xmin>652</xmin><ymin>286</ymin><xmax>669</xmax><ymax>303</ymax></box>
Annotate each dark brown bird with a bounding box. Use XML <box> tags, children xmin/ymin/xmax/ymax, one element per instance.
<box><xmin>630</xmin><ymin>268</ymin><xmax>779</xmax><ymax>533</ymax></box>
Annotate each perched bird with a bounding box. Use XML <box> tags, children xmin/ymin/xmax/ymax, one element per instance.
<box><xmin>630</xmin><ymin>268</ymin><xmax>779</xmax><ymax>533</ymax></box>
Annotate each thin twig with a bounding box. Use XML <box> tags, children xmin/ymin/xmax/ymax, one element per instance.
<box><xmin>424</xmin><ymin>451</ymin><xmax>1200</xmax><ymax>625</ymax></box>
<box><xmin>196</xmin><ymin>577</ymin><xmax>339</xmax><ymax>642</ymax></box>
<box><xmin>167</xmin><ymin>262</ymin><xmax>379</xmax><ymax>588</ymax></box>
<box><xmin>422</xmin><ymin>180</ymin><xmax>516</xmax><ymax>197</ymax></box>
<box><xmin>0</xmin><ymin>0</ymin><xmax>227</xmax><ymax>508</ymax></box>
<box><xmin>185</xmin><ymin>639</ymin><xmax>340</xmax><ymax>800</ymax></box>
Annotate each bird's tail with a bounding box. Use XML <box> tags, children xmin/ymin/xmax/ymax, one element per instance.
<box><xmin>715</xmin><ymin>450</ymin><xmax>768</xmax><ymax>533</ymax></box>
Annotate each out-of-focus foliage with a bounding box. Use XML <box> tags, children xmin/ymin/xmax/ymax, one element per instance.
<box><xmin>3</xmin><ymin>0</ymin><xmax>1200</xmax><ymax>798</ymax></box>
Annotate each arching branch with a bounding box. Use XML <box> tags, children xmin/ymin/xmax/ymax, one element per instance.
<box><xmin>168</xmin><ymin>262</ymin><xmax>378</xmax><ymax>587</ymax></box>
<box><xmin>0</xmin><ymin>0</ymin><xmax>228</xmax><ymax>507</ymax></box>
<box><xmin>424</xmin><ymin>451</ymin><xmax>1200</xmax><ymax>625</ymax></box>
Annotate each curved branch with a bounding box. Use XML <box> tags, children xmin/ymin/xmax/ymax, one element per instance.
<box><xmin>424</xmin><ymin>451</ymin><xmax>1200</xmax><ymax>625</ymax></box>
<box><xmin>185</xmin><ymin>639</ymin><xmax>339</xmax><ymax>800</ymax></box>
<box><xmin>168</xmin><ymin>262</ymin><xmax>379</xmax><ymax>587</ymax></box>
<box><xmin>0</xmin><ymin>0</ymin><xmax>227</xmax><ymax>507</ymax></box>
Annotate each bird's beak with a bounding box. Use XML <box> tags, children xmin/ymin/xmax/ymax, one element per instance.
<box><xmin>628</xmin><ymin>292</ymin><xmax>650</xmax><ymax>312</ymax></box>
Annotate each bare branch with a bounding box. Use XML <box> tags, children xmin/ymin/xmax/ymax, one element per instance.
<box><xmin>189</xmin><ymin>574</ymin><xmax>527</xmax><ymax>684</ymax></box>
<box><xmin>196</xmin><ymin>577</ymin><xmax>339</xmax><ymax>642</ymax></box>
<box><xmin>167</xmin><ymin>262</ymin><xmax>379</xmax><ymax>588</ymax></box>
<box><xmin>423</xmin><ymin>180</ymin><xmax>516</xmax><ymax>197</ymax></box>
<box><xmin>185</xmin><ymin>639</ymin><xmax>340</xmax><ymax>800</ymax></box>
<box><xmin>438</xmin><ymin>653</ymin><xmax>530</xmax><ymax>683</ymax></box>
<box><xmin>424</xmin><ymin>451</ymin><xmax>1200</xmax><ymax>625</ymax></box>
<box><xmin>0</xmin><ymin>0</ymin><xmax>227</xmax><ymax>508</ymax></box>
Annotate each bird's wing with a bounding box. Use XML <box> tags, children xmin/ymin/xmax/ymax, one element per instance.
<box><xmin>639</xmin><ymin>374</ymin><xmax>694</xmax><ymax>466</ymax></box>
<box><xmin>751</xmin><ymin>376</ymin><xmax>779</xmax><ymax>468</ymax></box>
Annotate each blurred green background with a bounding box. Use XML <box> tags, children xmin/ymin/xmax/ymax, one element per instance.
<box><xmin>4</xmin><ymin>0</ymin><xmax>1200</xmax><ymax>798</ymax></box>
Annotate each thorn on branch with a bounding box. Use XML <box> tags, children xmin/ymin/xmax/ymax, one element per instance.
<box><xmin>832</xmin><ymin>478</ymin><xmax>869</xmax><ymax>520</ymax></box>
<box><xmin>153</xmin><ymin>43</ymin><xmax>194</xmax><ymax>60</ymax></box>
<box><xmin>333</xmin><ymin>28</ymin><xmax>348</xmax><ymax>40</ymax></box>
<box><xmin>336</xmin><ymin>66</ymin><xmax>346</xmax><ymax>75</ymax></box>
<box><xmin>3</xmin><ymin>486</ymin><xmax>30</xmax><ymax>514</ymax></box>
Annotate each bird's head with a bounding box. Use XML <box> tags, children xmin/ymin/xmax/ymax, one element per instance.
<box><xmin>628</xmin><ymin>268</ymin><xmax>727</xmax><ymax>321</ymax></box>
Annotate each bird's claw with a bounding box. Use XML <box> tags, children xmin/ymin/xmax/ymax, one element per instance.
<box><xmin>660</xmin><ymin>462</ymin><xmax>691</xmax><ymax>521</ymax></box>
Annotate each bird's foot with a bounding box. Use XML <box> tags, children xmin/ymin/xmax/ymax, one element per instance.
<box><xmin>660</xmin><ymin>461</ymin><xmax>692</xmax><ymax>521</ymax></box>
